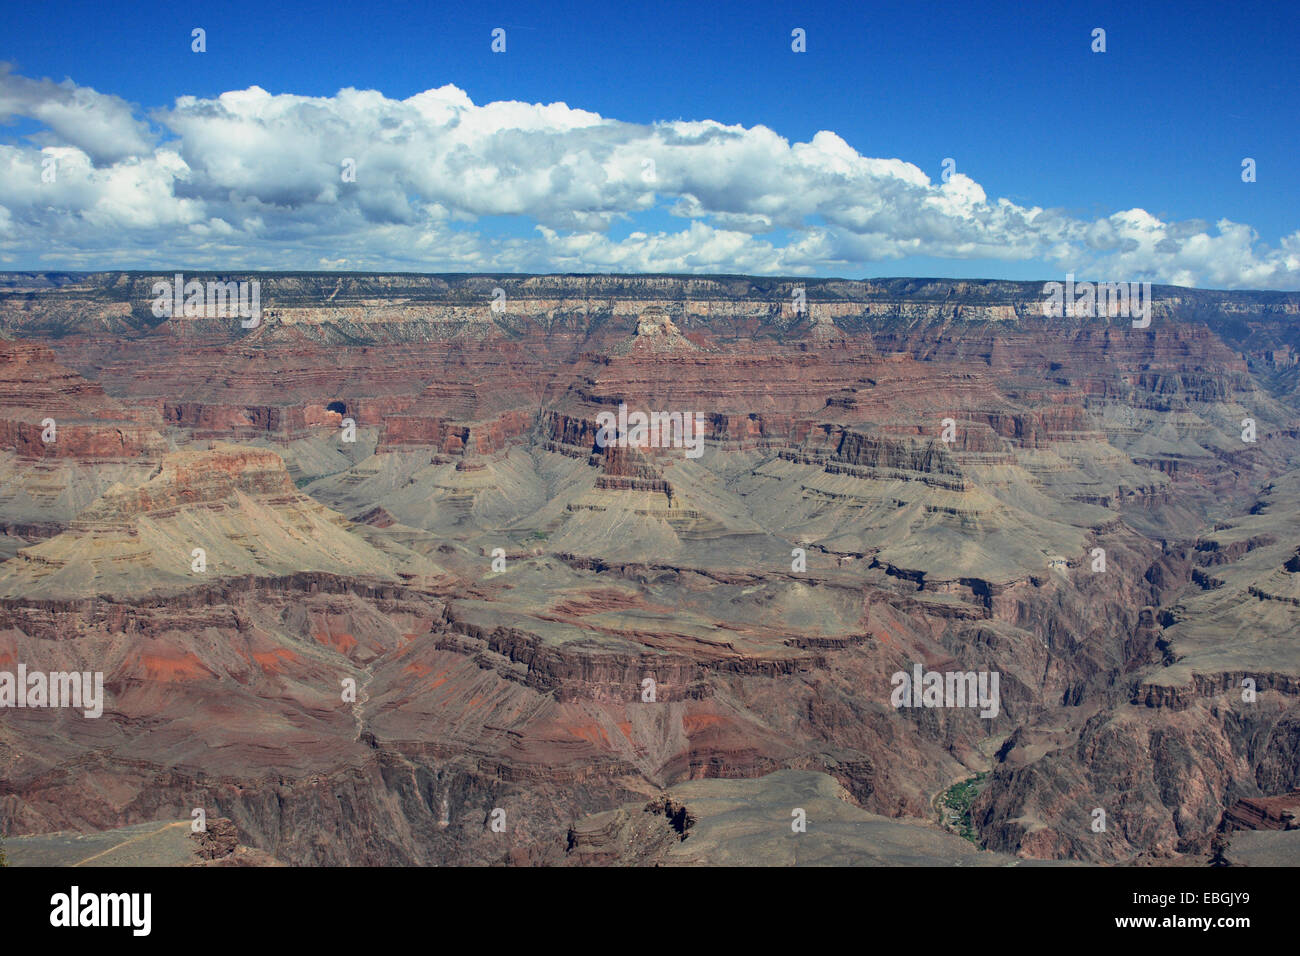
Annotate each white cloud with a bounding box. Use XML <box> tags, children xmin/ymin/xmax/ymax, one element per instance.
<box><xmin>0</xmin><ymin>65</ymin><xmax>153</xmax><ymax>164</ymax></box>
<box><xmin>0</xmin><ymin>67</ymin><xmax>1296</xmax><ymax>288</ymax></box>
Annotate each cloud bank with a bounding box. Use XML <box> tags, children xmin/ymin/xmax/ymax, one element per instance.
<box><xmin>2</xmin><ymin>66</ymin><xmax>1297</xmax><ymax>287</ymax></box>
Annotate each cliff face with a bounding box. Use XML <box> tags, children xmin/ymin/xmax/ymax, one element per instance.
<box><xmin>0</xmin><ymin>272</ymin><xmax>1298</xmax><ymax>865</ymax></box>
<box><xmin>0</xmin><ymin>341</ymin><xmax>166</xmax><ymax>460</ymax></box>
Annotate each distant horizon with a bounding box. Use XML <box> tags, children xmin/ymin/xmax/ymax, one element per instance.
<box><xmin>5</xmin><ymin>269</ymin><xmax>1300</xmax><ymax>298</ymax></box>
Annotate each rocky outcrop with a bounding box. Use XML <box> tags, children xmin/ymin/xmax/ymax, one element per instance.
<box><xmin>0</xmin><ymin>342</ymin><xmax>165</xmax><ymax>460</ymax></box>
<box><xmin>1</xmin><ymin>272</ymin><xmax>1298</xmax><ymax>866</ymax></box>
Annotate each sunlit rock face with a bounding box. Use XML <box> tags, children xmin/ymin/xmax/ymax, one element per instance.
<box><xmin>0</xmin><ymin>272</ymin><xmax>1297</xmax><ymax>865</ymax></box>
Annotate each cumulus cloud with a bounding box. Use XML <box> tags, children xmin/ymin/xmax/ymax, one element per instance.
<box><xmin>0</xmin><ymin>67</ymin><xmax>1296</xmax><ymax>288</ymax></box>
<box><xmin>0</xmin><ymin>65</ymin><xmax>154</xmax><ymax>164</ymax></box>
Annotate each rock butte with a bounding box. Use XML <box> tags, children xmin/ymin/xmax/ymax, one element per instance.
<box><xmin>0</xmin><ymin>272</ymin><xmax>1297</xmax><ymax>865</ymax></box>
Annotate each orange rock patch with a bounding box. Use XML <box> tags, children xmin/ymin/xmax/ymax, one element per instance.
<box><xmin>252</xmin><ymin>648</ymin><xmax>297</xmax><ymax>674</ymax></box>
<box><xmin>138</xmin><ymin>653</ymin><xmax>213</xmax><ymax>682</ymax></box>
<box><xmin>313</xmin><ymin>631</ymin><xmax>358</xmax><ymax>654</ymax></box>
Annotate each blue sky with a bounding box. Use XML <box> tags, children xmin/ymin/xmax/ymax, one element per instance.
<box><xmin>1</xmin><ymin>0</ymin><xmax>1297</xmax><ymax>286</ymax></box>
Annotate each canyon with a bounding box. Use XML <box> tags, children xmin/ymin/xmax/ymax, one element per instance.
<box><xmin>0</xmin><ymin>271</ymin><xmax>1297</xmax><ymax>866</ymax></box>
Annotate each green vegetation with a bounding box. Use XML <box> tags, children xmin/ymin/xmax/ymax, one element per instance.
<box><xmin>0</xmin><ymin>831</ymin><xmax>7</xmax><ymax>867</ymax></box>
<box><xmin>940</xmin><ymin>771</ymin><xmax>990</xmax><ymax>845</ymax></box>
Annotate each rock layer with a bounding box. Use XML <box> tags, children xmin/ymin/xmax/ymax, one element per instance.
<box><xmin>0</xmin><ymin>272</ymin><xmax>1297</xmax><ymax>866</ymax></box>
